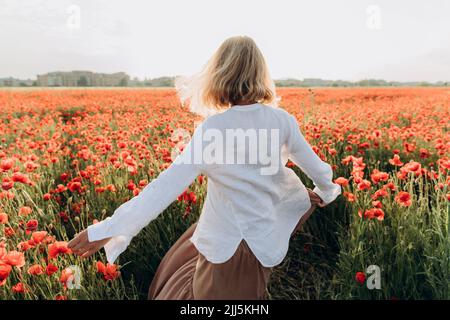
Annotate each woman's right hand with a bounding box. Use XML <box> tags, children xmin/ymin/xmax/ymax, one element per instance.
<box><xmin>68</xmin><ymin>229</ymin><xmax>111</xmax><ymax>259</ymax></box>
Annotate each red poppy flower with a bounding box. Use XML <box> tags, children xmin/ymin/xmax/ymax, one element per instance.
<box><xmin>419</xmin><ymin>148</ymin><xmax>430</xmax><ymax>159</ymax></box>
<box><xmin>188</xmin><ymin>192</ymin><xmax>197</xmax><ymax>204</ymax></box>
<box><xmin>95</xmin><ymin>186</ymin><xmax>106</xmax><ymax>194</ymax></box>
<box><xmin>384</xmin><ymin>182</ymin><xmax>396</xmax><ymax>191</ymax></box>
<box><xmin>355</xmin><ymin>272</ymin><xmax>366</xmax><ymax>285</ymax></box>
<box><xmin>48</xmin><ymin>241</ymin><xmax>72</xmax><ymax>259</ymax></box>
<box><xmin>118</xmin><ymin>141</ymin><xmax>127</xmax><ymax>149</ymax></box>
<box><xmin>328</xmin><ymin>148</ymin><xmax>337</xmax><ymax>156</ymax></box>
<box><xmin>32</xmin><ymin>231</ymin><xmax>48</xmax><ymax>244</ymax></box>
<box><xmin>372</xmin><ymin>188</ymin><xmax>388</xmax><ymax>200</ymax></box>
<box><xmin>341</xmin><ymin>155</ymin><xmax>354</xmax><ymax>165</ymax></box>
<box><xmin>0</xmin><ymin>212</ymin><xmax>8</xmax><ymax>224</ymax></box>
<box><xmin>0</xmin><ymin>262</ymin><xmax>12</xmax><ymax>286</ymax></box>
<box><xmin>4</xmin><ymin>251</ymin><xmax>25</xmax><ymax>268</ymax></box>
<box><xmin>107</xmin><ymin>184</ymin><xmax>117</xmax><ymax>193</ymax></box>
<box><xmin>389</xmin><ymin>154</ymin><xmax>403</xmax><ymax>166</ymax></box>
<box><xmin>55</xmin><ymin>184</ymin><xmax>67</xmax><ymax>193</ymax></box>
<box><xmin>357</xmin><ymin>180</ymin><xmax>371</xmax><ymax>191</ymax></box>
<box><xmin>12</xmin><ymin>172</ymin><xmax>30</xmax><ymax>184</ymax></box>
<box><xmin>12</xmin><ymin>282</ymin><xmax>26</xmax><ymax>293</ymax></box>
<box><xmin>46</xmin><ymin>263</ymin><xmax>58</xmax><ymax>276</ymax></box>
<box><xmin>343</xmin><ymin>192</ymin><xmax>356</xmax><ymax>202</ymax></box>
<box><xmin>126</xmin><ymin>181</ymin><xmax>136</xmax><ymax>191</ymax></box>
<box><xmin>68</xmin><ymin>181</ymin><xmax>82</xmax><ymax>192</ymax></box>
<box><xmin>96</xmin><ymin>261</ymin><xmax>120</xmax><ymax>281</ymax></box>
<box><xmin>358</xmin><ymin>208</ymin><xmax>384</xmax><ymax>221</ymax></box>
<box><xmin>372</xmin><ymin>200</ymin><xmax>383</xmax><ymax>208</ymax></box>
<box><xmin>25</xmin><ymin>219</ymin><xmax>38</xmax><ymax>234</ymax></box>
<box><xmin>96</xmin><ymin>261</ymin><xmax>106</xmax><ymax>274</ymax></box>
<box><xmin>334</xmin><ymin>177</ymin><xmax>349</xmax><ymax>187</ymax></box>
<box><xmin>370</xmin><ymin>169</ymin><xmax>389</xmax><ymax>184</ymax></box>
<box><xmin>4</xmin><ymin>227</ymin><xmax>16</xmax><ymax>238</ymax></box>
<box><xmin>0</xmin><ymin>158</ymin><xmax>14</xmax><ymax>171</ymax></box>
<box><xmin>58</xmin><ymin>211</ymin><xmax>69</xmax><ymax>222</ymax></box>
<box><xmin>372</xmin><ymin>208</ymin><xmax>385</xmax><ymax>221</ymax></box>
<box><xmin>395</xmin><ymin>191</ymin><xmax>412</xmax><ymax>207</ymax></box>
<box><xmin>27</xmin><ymin>264</ymin><xmax>45</xmax><ymax>275</ymax></box>
<box><xmin>401</xmin><ymin>161</ymin><xmax>422</xmax><ymax>177</ymax></box>
<box><xmin>103</xmin><ymin>264</ymin><xmax>120</xmax><ymax>281</ymax></box>
<box><xmin>18</xmin><ymin>206</ymin><xmax>32</xmax><ymax>216</ymax></box>
<box><xmin>17</xmin><ymin>241</ymin><xmax>34</xmax><ymax>252</ymax></box>
<box><xmin>1</xmin><ymin>177</ymin><xmax>14</xmax><ymax>191</ymax></box>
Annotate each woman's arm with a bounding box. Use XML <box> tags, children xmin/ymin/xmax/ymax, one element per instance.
<box><xmin>68</xmin><ymin>122</ymin><xmax>204</xmax><ymax>264</ymax></box>
<box><xmin>286</xmin><ymin>114</ymin><xmax>341</xmax><ymax>205</ymax></box>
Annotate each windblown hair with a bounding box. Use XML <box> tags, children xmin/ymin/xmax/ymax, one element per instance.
<box><xmin>176</xmin><ymin>36</ymin><xmax>278</xmax><ymax>117</ymax></box>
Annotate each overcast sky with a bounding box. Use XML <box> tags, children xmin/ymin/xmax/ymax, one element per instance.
<box><xmin>1</xmin><ymin>0</ymin><xmax>449</xmax><ymax>82</ymax></box>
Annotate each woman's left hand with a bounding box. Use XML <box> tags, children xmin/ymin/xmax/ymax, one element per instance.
<box><xmin>294</xmin><ymin>189</ymin><xmax>325</xmax><ymax>234</ymax></box>
<box><xmin>68</xmin><ymin>229</ymin><xmax>111</xmax><ymax>259</ymax></box>
<box><xmin>307</xmin><ymin>188</ymin><xmax>326</xmax><ymax>207</ymax></box>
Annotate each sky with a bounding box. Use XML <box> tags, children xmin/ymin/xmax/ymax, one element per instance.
<box><xmin>1</xmin><ymin>0</ymin><xmax>449</xmax><ymax>82</ymax></box>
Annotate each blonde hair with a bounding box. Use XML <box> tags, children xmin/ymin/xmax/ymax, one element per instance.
<box><xmin>176</xmin><ymin>36</ymin><xmax>278</xmax><ymax>117</ymax></box>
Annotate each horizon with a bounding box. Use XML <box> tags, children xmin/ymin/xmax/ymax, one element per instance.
<box><xmin>2</xmin><ymin>70</ymin><xmax>448</xmax><ymax>84</ymax></box>
<box><xmin>1</xmin><ymin>0</ymin><xmax>450</xmax><ymax>82</ymax></box>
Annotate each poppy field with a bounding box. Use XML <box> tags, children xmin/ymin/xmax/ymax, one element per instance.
<box><xmin>0</xmin><ymin>87</ymin><xmax>449</xmax><ymax>300</ymax></box>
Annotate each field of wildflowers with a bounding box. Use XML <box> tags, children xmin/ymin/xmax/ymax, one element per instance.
<box><xmin>0</xmin><ymin>87</ymin><xmax>448</xmax><ymax>299</ymax></box>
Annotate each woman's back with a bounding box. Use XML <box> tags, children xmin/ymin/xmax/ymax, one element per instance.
<box><xmin>187</xmin><ymin>103</ymin><xmax>341</xmax><ymax>267</ymax></box>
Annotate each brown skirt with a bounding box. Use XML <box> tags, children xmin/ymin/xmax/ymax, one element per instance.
<box><xmin>148</xmin><ymin>203</ymin><xmax>318</xmax><ymax>300</ymax></box>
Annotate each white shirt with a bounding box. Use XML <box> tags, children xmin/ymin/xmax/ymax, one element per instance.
<box><xmin>87</xmin><ymin>103</ymin><xmax>341</xmax><ymax>267</ymax></box>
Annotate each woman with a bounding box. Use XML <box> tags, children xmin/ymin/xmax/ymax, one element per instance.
<box><xmin>68</xmin><ymin>36</ymin><xmax>341</xmax><ymax>300</ymax></box>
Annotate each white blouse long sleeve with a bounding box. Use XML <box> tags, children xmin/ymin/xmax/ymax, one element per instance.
<box><xmin>286</xmin><ymin>114</ymin><xmax>341</xmax><ymax>205</ymax></box>
<box><xmin>87</xmin><ymin>103</ymin><xmax>341</xmax><ymax>267</ymax></box>
<box><xmin>87</xmin><ymin>125</ymin><xmax>203</xmax><ymax>264</ymax></box>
